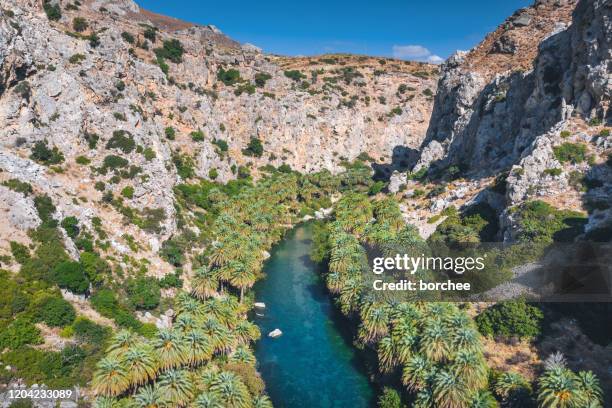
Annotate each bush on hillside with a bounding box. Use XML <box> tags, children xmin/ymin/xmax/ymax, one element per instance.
<box><xmin>53</xmin><ymin>261</ymin><xmax>89</xmax><ymax>294</ymax></box>
<box><xmin>34</xmin><ymin>296</ymin><xmax>76</xmax><ymax>327</ymax></box>
<box><xmin>475</xmin><ymin>299</ymin><xmax>543</xmax><ymax>340</ymax></box>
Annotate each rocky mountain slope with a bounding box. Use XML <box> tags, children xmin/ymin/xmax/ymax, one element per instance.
<box><xmin>0</xmin><ymin>0</ymin><xmax>437</xmax><ymax>275</ymax></box>
<box><xmin>405</xmin><ymin>0</ymin><xmax>611</xmax><ymax>241</ymax></box>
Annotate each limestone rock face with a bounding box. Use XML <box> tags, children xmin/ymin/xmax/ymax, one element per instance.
<box><xmin>413</xmin><ymin>0</ymin><xmax>611</xmax><ymax>240</ymax></box>
<box><xmin>0</xmin><ymin>0</ymin><xmax>438</xmax><ymax>274</ymax></box>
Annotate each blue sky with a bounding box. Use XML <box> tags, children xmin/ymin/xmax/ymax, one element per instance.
<box><xmin>137</xmin><ymin>0</ymin><xmax>533</xmax><ymax>62</ymax></box>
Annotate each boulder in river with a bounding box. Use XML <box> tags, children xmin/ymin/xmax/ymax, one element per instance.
<box><xmin>254</xmin><ymin>302</ymin><xmax>266</xmax><ymax>309</ymax></box>
<box><xmin>268</xmin><ymin>328</ymin><xmax>283</xmax><ymax>338</ymax></box>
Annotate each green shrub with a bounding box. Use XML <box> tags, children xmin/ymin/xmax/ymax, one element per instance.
<box><xmin>10</xmin><ymin>241</ymin><xmax>30</xmax><ymax>264</ymax></box>
<box><xmin>208</xmin><ymin>168</ymin><xmax>218</xmax><ymax>180</ymax></box>
<box><xmin>234</xmin><ymin>83</ymin><xmax>256</xmax><ymax>96</ymax></box>
<box><xmin>30</xmin><ymin>141</ymin><xmax>64</xmax><ymax>165</ymax></box>
<box><xmin>553</xmin><ymin>142</ymin><xmax>587</xmax><ymax>164</ymax></box>
<box><xmin>121</xmin><ymin>185</ymin><xmax>134</xmax><ymax>198</ymax></box>
<box><xmin>84</xmin><ymin>132</ymin><xmax>99</xmax><ymax>149</ymax></box>
<box><xmin>160</xmin><ymin>238</ymin><xmax>186</xmax><ymax>266</ymax></box>
<box><xmin>159</xmin><ymin>272</ymin><xmax>183</xmax><ymax>289</ymax></box>
<box><xmin>0</xmin><ymin>317</ymin><xmax>42</xmax><ymax>349</ymax></box>
<box><xmin>543</xmin><ymin>168</ymin><xmax>562</xmax><ymax>177</ymax></box>
<box><xmin>173</xmin><ymin>153</ymin><xmax>195</xmax><ymax>179</ymax></box>
<box><xmin>242</xmin><ymin>138</ymin><xmax>263</xmax><ymax>157</ymax></box>
<box><xmin>34</xmin><ymin>195</ymin><xmax>56</xmax><ymax>224</ymax></box>
<box><xmin>121</xmin><ymin>31</ymin><xmax>135</xmax><ymax>44</ymax></box>
<box><xmin>115</xmin><ymin>80</ymin><xmax>125</xmax><ymax>91</ymax></box>
<box><xmin>238</xmin><ymin>165</ymin><xmax>251</xmax><ymax>179</ymax></box>
<box><xmin>143</xmin><ymin>26</ymin><xmax>157</xmax><ymax>42</ymax></box>
<box><xmin>75</xmin><ymin>155</ymin><xmax>91</xmax><ymax>165</ymax></box>
<box><xmin>378</xmin><ymin>387</ymin><xmax>402</xmax><ymax>408</ymax></box>
<box><xmin>90</xmin><ymin>289</ymin><xmax>119</xmax><ymax>317</ymax></box>
<box><xmin>475</xmin><ymin>300</ymin><xmax>543</xmax><ymax>340</ymax></box>
<box><xmin>212</xmin><ymin>138</ymin><xmax>228</xmax><ymax>152</ymax></box>
<box><xmin>254</xmin><ymin>72</ymin><xmax>272</xmax><ymax>87</ymax></box>
<box><xmin>43</xmin><ymin>1</ymin><xmax>61</xmax><ymax>21</ymax></box>
<box><xmin>72</xmin><ymin>17</ymin><xmax>88</xmax><ymax>32</ymax></box>
<box><xmin>560</xmin><ymin>130</ymin><xmax>571</xmax><ymax>138</ymax></box>
<box><xmin>68</xmin><ymin>53</ymin><xmax>86</xmax><ymax>64</ymax></box>
<box><xmin>100</xmin><ymin>154</ymin><xmax>129</xmax><ymax>173</ymax></box>
<box><xmin>284</xmin><ymin>70</ymin><xmax>306</xmax><ymax>81</ymax></box>
<box><xmin>72</xmin><ymin>317</ymin><xmax>110</xmax><ymax>346</ymax></box>
<box><xmin>34</xmin><ymin>296</ymin><xmax>76</xmax><ymax>327</ymax></box>
<box><xmin>514</xmin><ymin>200</ymin><xmax>587</xmax><ymax>243</ymax></box>
<box><xmin>599</xmin><ymin>128</ymin><xmax>610</xmax><ymax>137</ymax></box>
<box><xmin>79</xmin><ymin>251</ymin><xmax>111</xmax><ymax>285</ymax></box>
<box><xmin>143</xmin><ymin>147</ymin><xmax>156</xmax><ymax>161</ymax></box>
<box><xmin>388</xmin><ymin>106</ymin><xmax>402</xmax><ymax>116</ymax></box>
<box><xmin>60</xmin><ymin>216</ymin><xmax>80</xmax><ymax>239</ymax></box>
<box><xmin>53</xmin><ymin>261</ymin><xmax>89</xmax><ymax>294</ymax></box>
<box><xmin>154</xmin><ymin>39</ymin><xmax>184</xmax><ymax>63</ymax></box>
<box><xmin>2</xmin><ymin>179</ymin><xmax>33</xmax><ymax>195</ymax></box>
<box><xmin>113</xmin><ymin>112</ymin><xmax>127</xmax><ymax>121</ymax></box>
<box><xmin>217</xmin><ymin>68</ymin><xmax>242</xmax><ymax>85</ymax></box>
<box><xmin>164</xmin><ymin>126</ymin><xmax>176</xmax><ymax>140</ymax></box>
<box><xmin>125</xmin><ymin>277</ymin><xmax>161</xmax><ymax>310</ymax></box>
<box><xmin>190</xmin><ymin>129</ymin><xmax>205</xmax><ymax>141</ymax></box>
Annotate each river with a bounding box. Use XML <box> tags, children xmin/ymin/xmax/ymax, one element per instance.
<box><xmin>252</xmin><ymin>223</ymin><xmax>375</xmax><ymax>407</ymax></box>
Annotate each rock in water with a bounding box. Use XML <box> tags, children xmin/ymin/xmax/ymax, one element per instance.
<box><xmin>254</xmin><ymin>302</ymin><xmax>266</xmax><ymax>309</ymax></box>
<box><xmin>268</xmin><ymin>328</ymin><xmax>282</xmax><ymax>338</ymax></box>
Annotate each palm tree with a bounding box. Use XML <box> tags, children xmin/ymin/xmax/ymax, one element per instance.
<box><xmin>359</xmin><ymin>302</ymin><xmax>390</xmax><ymax>343</ymax></box>
<box><xmin>209</xmin><ymin>371</ymin><xmax>252</xmax><ymax>408</ymax></box>
<box><xmin>451</xmin><ymin>349</ymin><xmax>488</xmax><ymax>391</ymax></box>
<box><xmin>252</xmin><ymin>395</ymin><xmax>273</xmax><ymax>408</ymax></box>
<box><xmin>432</xmin><ymin>369</ymin><xmax>471</xmax><ymax>408</ymax></box>
<box><xmin>402</xmin><ymin>354</ymin><xmax>433</xmax><ymax>392</ymax></box>
<box><xmin>576</xmin><ymin>371</ymin><xmax>603</xmax><ymax>408</ymax></box>
<box><xmin>338</xmin><ymin>277</ymin><xmax>362</xmax><ymax>315</ymax></box>
<box><xmin>413</xmin><ymin>389</ymin><xmax>434</xmax><ymax>408</ymax></box>
<box><xmin>158</xmin><ymin>369</ymin><xmax>194</xmax><ymax>407</ymax></box>
<box><xmin>377</xmin><ymin>336</ymin><xmax>397</xmax><ymax>373</ymax></box>
<box><xmin>192</xmin><ymin>391</ymin><xmax>224</xmax><ymax>408</ymax></box>
<box><xmin>229</xmin><ymin>345</ymin><xmax>256</xmax><ymax>366</ymax></box>
<box><xmin>233</xmin><ymin>321</ymin><xmax>261</xmax><ymax>345</ymax></box>
<box><xmin>493</xmin><ymin>371</ymin><xmax>531</xmax><ymax>402</ymax></box>
<box><xmin>122</xmin><ymin>343</ymin><xmax>158</xmax><ymax>386</ymax></box>
<box><xmin>227</xmin><ymin>260</ymin><xmax>257</xmax><ymax>303</ymax></box>
<box><xmin>106</xmin><ymin>329</ymin><xmax>140</xmax><ymax>356</ymax></box>
<box><xmin>91</xmin><ymin>355</ymin><xmax>130</xmax><ymax>397</ymax></box>
<box><xmin>468</xmin><ymin>390</ymin><xmax>498</xmax><ymax>408</ymax></box>
<box><xmin>451</xmin><ymin>327</ymin><xmax>481</xmax><ymax>353</ymax></box>
<box><xmin>175</xmin><ymin>313</ymin><xmax>198</xmax><ymax>332</ymax></box>
<box><xmin>133</xmin><ymin>384</ymin><xmax>170</xmax><ymax>408</ymax></box>
<box><xmin>537</xmin><ymin>366</ymin><xmax>585</xmax><ymax>408</ymax></box>
<box><xmin>201</xmin><ymin>317</ymin><xmax>235</xmax><ymax>355</ymax></box>
<box><xmin>420</xmin><ymin>321</ymin><xmax>451</xmax><ymax>363</ymax></box>
<box><xmin>153</xmin><ymin>329</ymin><xmax>188</xmax><ymax>370</ymax></box>
<box><xmin>184</xmin><ymin>329</ymin><xmax>214</xmax><ymax>366</ymax></box>
<box><xmin>92</xmin><ymin>397</ymin><xmax>118</xmax><ymax>408</ymax></box>
<box><xmin>191</xmin><ymin>266</ymin><xmax>218</xmax><ymax>299</ymax></box>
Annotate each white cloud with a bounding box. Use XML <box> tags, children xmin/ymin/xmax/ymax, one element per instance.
<box><xmin>427</xmin><ymin>54</ymin><xmax>444</xmax><ymax>64</ymax></box>
<box><xmin>392</xmin><ymin>44</ymin><xmax>444</xmax><ymax>64</ymax></box>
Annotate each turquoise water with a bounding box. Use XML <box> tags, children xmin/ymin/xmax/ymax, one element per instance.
<box><xmin>253</xmin><ymin>224</ymin><xmax>375</xmax><ymax>408</ymax></box>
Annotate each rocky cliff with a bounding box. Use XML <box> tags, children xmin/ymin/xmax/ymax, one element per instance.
<box><xmin>0</xmin><ymin>0</ymin><xmax>437</xmax><ymax>272</ymax></box>
<box><xmin>411</xmin><ymin>0</ymin><xmax>611</xmax><ymax>240</ymax></box>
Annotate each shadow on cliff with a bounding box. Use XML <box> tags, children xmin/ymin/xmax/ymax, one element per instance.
<box><xmin>370</xmin><ymin>145</ymin><xmax>419</xmax><ymax>181</ymax></box>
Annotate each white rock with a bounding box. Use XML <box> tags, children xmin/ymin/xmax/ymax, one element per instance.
<box><xmin>254</xmin><ymin>302</ymin><xmax>266</xmax><ymax>309</ymax></box>
<box><xmin>268</xmin><ymin>329</ymin><xmax>282</xmax><ymax>338</ymax></box>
